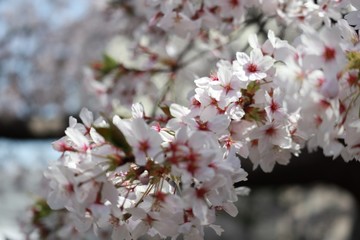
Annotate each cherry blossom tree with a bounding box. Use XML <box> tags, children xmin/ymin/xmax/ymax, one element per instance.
<box><xmin>22</xmin><ymin>0</ymin><xmax>360</xmax><ymax>239</ymax></box>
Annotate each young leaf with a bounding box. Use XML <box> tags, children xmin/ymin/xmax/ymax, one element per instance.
<box><xmin>94</xmin><ymin>121</ymin><xmax>132</xmax><ymax>155</ymax></box>
<box><xmin>101</xmin><ymin>54</ymin><xmax>119</xmax><ymax>75</ymax></box>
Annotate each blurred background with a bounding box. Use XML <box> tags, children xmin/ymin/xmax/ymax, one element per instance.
<box><xmin>1</xmin><ymin>1</ymin><xmax>360</xmax><ymax>239</ymax></box>
<box><xmin>0</xmin><ymin>1</ymin><xmax>116</xmax><ymax>238</ymax></box>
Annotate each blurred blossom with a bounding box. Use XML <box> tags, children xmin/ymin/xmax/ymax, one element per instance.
<box><xmin>0</xmin><ymin>138</ymin><xmax>58</xmax><ymax>239</ymax></box>
<box><xmin>0</xmin><ymin>0</ymin><xmax>119</xmax><ymax>120</ymax></box>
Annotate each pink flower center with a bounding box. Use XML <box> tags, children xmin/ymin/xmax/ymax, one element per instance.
<box><xmin>139</xmin><ymin>140</ymin><xmax>150</xmax><ymax>152</ymax></box>
<box><xmin>210</xmin><ymin>73</ymin><xmax>219</xmax><ymax>81</ymax></box>
<box><xmin>196</xmin><ymin>187</ymin><xmax>208</xmax><ymax>199</ymax></box>
<box><xmin>154</xmin><ymin>191</ymin><xmax>167</xmax><ymax>202</ymax></box>
<box><xmin>347</xmin><ymin>73</ymin><xmax>358</xmax><ymax>86</ymax></box>
<box><xmin>187</xmin><ymin>162</ymin><xmax>198</xmax><ymax>175</ymax></box>
<box><xmin>197</xmin><ymin>121</ymin><xmax>209</xmax><ymax>131</ymax></box>
<box><xmin>270</xmin><ymin>100</ymin><xmax>279</xmax><ymax>113</ymax></box>
<box><xmin>315</xmin><ymin>115</ymin><xmax>323</xmax><ymax>127</ymax></box>
<box><xmin>65</xmin><ymin>183</ymin><xmax>74</xmax><ymax>194</ymax></box>
<box><xmin>265</xmin><ymin>126</ymin><xmax>276</xmax><ymax>136</ymax></box>
<box><xmin>229</xmin><ymin>0</ymin><xmax>239</xmax><ymax>7</ymax></box>
<box><xmin>224</xmin><ymin>84</ymin><xmax>233</xmax><ymax>94</ymax></box>
<box><xmin>192</xmin><ymin>98</ymin><xmax>201</xmax><ymax>108</ymax></box>
<box><xmin>323</xmin><ymin>46</ymin><xmax>336</xmax><ymax>62</ymax></box>
<box><xmin>247</xmin><ymin>63</ymin><xmax>258</xmax><ymax>73</ymax></box>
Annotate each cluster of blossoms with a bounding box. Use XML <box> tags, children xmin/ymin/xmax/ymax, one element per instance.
<box><xmin>111</xmin><ymin>0</ymin><xmax>356</xmax><ymax>37</ymax></box>
<box><xmin>85</xmin><ymin>0</ymin><xmax>360</xmax><ymax>111</ymax></box>
<box><xmin>26</xmin><ymin>105</ymin><xmax>248</xmax><ymax>239</ymax></box>
<box><xmin>23</xmin><ymin>0</ymin><xmax>360</xmax><ymax>239</ymax></box>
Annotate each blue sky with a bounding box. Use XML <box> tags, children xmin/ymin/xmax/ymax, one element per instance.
<box><xmin>0</xmin><ymin>0</ymin><xmax>90</xmax><ymax>29</ymax></box>
<box><xmin>0</xmin><ymin>138</ymin><xmax>59</xmax><ymax>167</ymax></box>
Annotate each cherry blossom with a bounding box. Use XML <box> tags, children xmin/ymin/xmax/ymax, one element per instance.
<box><xmin>23</xmin><ymin>1</ymin><xmax>360</xmax><ymax>239</ymax></box>
<box><xmin>114</xmin><ymin>117</ymin><xmax>164</xmax><ymax>165</ymax></box>
<box><xmin>234</xmin><ymin>48</ymin><xmax>275</xmax><ymax>81</ymax></box>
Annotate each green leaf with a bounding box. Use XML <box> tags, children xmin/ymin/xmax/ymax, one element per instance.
<box><xmin>247</xmin><ymin>81</ymin><xmax>260</xmax><ymax>94</ymax></box>
<box><xmin>244</xmin><ymin>107</ymin><xmax>265</xmax><ymax>122</ymax></box>
<box><xmin>347</xmin><ymin>51</ymin><xmax>360</xmax><ymax>71</ymax></box>
<box><xmin>94</xmin><ymin>121</ymin><xmax>132</xmax><ymax>156</ymax></box>
<box><xmin>102</xmin><ymin>54</ymin><xmax>119</xmax><ymax>74</ymax></box>
<box><xmin>33</xmin><ymin>199</ymin><xmax>52</xmax><ymax>221</ymax></box>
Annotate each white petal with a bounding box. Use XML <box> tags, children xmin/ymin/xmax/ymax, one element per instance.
<box><xmin>209</xmin><ymin>224</ymin><xmax>224</xmax><ymax>236</ymax></box>
<box><xmin>236</xmin><ymin>52</ymin><xmax>250</xmax><ymax>65</ymax></box>
<box><xmin>131</xmin><ymin>103</ymin><xmax>145</xmax><ymax>119</ymax></box>
<box><xmin>80</xmin><ymin>108</ymin><xmax>94</xmax><ymax>128</ymax></box>
<box><xmin>65</xmin><ymin>127</ymin><xmax>89</xmax><ymax>150</ymax></box>
<box><xmin>102</xmin><ymin>181</ymin><xmax>119</xmax><ymax>205</ymax></box>
<box><xmin>222</xmin><ymin>202</ymin><xmax>238</xmax><ymax>217</ymax></box>
<box><xmin>170</xmin><ymin>104</ymin><xmax>190</xmax><ymax>118</ymax></box>
<box><xmin>192</xmin><ymin>200</ymin><xmax>208</xmax><ymax>224</ymax></box>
